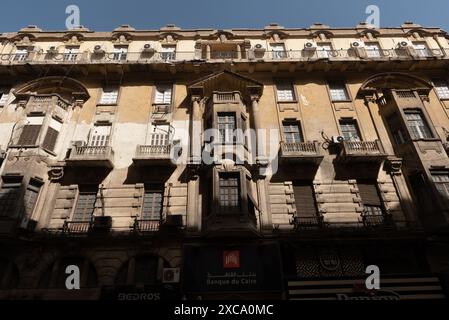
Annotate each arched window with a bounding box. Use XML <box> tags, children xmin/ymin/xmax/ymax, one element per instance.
<box><xmin>115</xmin><ymin>255</ymin><xmax>170</xmax><ymax>286</ymax></box>
<box><xmin>0</xmin><ymin>258</ymin><xmax>19</xmax><ymax>289</ymax></box>
<box><xmin>38</xmin><ymin>257</ymin><xmax>97</xmax><ymax>289</ymax></box>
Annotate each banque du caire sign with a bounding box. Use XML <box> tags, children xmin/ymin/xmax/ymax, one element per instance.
<box><xmin>183</xmin><ymin>243</ymin><xmax>283</xmax><ymax>293</ymax></box>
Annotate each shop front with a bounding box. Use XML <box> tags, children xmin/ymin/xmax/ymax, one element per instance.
<box><xmin>182</xmin><ymin>242</ymin><xmax>284</xmax><ymax>299</ymax></box>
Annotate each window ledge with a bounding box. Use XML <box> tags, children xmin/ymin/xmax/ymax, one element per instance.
<box><xmin>332</xmin><ymin>100</ymin><xmax>352</xmax><ymax>103</ymax></box>
<box><xmin>277</xmin><ymin>100</ymin><xmax>298</xmax><ymax>104</ymax></box>
<box><xmin>96</xmin><ymin>103</ymin><xmax>117</xmax><ymax>106</ymax></box>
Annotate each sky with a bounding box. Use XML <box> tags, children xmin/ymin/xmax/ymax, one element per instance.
<box><xmin>1</xmin><ymin>0</ymin><xmax>448</xmax><ymax>32</ymax></box>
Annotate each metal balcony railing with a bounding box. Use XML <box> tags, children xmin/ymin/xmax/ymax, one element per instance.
<box><xmin>1</xmin><ymin>47</ymin><xmax>448</xmax><ymax>66</ymax></box>
<box><xmin>133</xmin><ymin>218</ymin><xmax>161</xmax><ymax>233</ymax></box>
<box><xmin>62</xmin><ymin>220</ymin><xmax>91</xmax><ymax>234</ymax></box>
<box><xmin>292</xmin><ymin>216</ymin><xmax>325</xmax><ymax>230</ymax></box>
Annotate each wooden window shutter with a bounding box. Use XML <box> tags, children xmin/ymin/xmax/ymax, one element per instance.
<box><xmin>18</xmin><ymin>125</ymin><xmax>41</xmax><ymax>146</ymax></box>
<box><xmin>357</xmin><ymin>182</ymin><xmax>381</xmax><ymax>206</ymax></box>
<box><xmin>42</xmin><ymin>127</ymin><xmax>59</xmax><ymax>151</ymax></box>
<box><xmin>293</xmin><ymin>181</ymin><xmax>318</xmax><ymax>217</ymax></box>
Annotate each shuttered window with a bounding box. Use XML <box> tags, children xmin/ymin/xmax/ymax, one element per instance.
<box><xmin>276</xmin><ymin>82</ymin><xmax>295</xmax><ymax>101</ymax></box>
<box><xmin>0</xmin><ymin>88</ymin><xmax>10</xmax><ymax>106</ymax></box>
<box><xmin>329</xmin><ymin>82</ymin><xmax>350</xmax><ymax>101</ymax></box>
<box><xmin>99</xmin><ymin>87</ymin><xmax>119</xmax><ymax>105</ymax></box>
<box><xmin>42</xmin><ymin>127</ymin><xmax>59</xmax><ymax>151</ymax></box>
<box><xmin>18</xmin><ymin>125</ymin><xmax>41</xmax><ymax>146</ymax></box>
<box><xmin>89</xmin><ymin>125</ymin><xmax>111</xmax><ymax>147</ymax></box>
<box><xmin>21</xmin><ymin>179</ymin><xmax>42</xmax><ymax>218</ymax></box>
<box><xmin>0</xmin><ymin>176</ymin><xmax>23</xmax><ymax>217</ymax></box>
<box><xmin>73</xmin><ymin>186</ymin><xmax>98</xmax><ymax>221</ymax></box>
<box><xmin>433</xmin><ymin>80</ymin><xmax>449</xmax><ymax>100</ymax></box>
<box><xmin>154</xmin><ymin>85</ymin><xmax>172</xmax><ymax>104</ymax></box>
<box><xmin>432</xmin><ymin>173</ymin><xmax>449</xmax><ymax>199</ymax></box>
<box><xmin>293</xmin><ymin>181</ymin><xmax>318</xmax><ymax>217</ymax></box>
<box><xmin>357</xmin><ymin>181</ymin><xmax>383</xmax><ymax>215</ymax></box>
<box><xmin>142</xmin><ymin>185</ymin><xmax>164</xmax><ymax>220</ymax></box>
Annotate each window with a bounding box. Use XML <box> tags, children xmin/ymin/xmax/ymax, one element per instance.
<box><xmin>432</xmin><ymin>173</ymin><xmax>449</xmax><ymax>199</ymax></box>
<box><xmin>89</xmin><ymin>125</ymin><xmax>111</xmax><ymax>147</ymax></box>
<box><xmin>219</xmin><ymin>173</ymin><xmax>241</xmax><ymax>213</ymax></box>
<box><xmin>276</xmin><ymin>82</ymin><xmax>295</xmax><ymax>101</ymax></box>
<box><xmin>17</xmin><ymin>116</ymin><xmax>44</xmax><ymax>146</ymax></box>
<box><xmin>317</xmin><ymin>43</ymin><xmax>332</xmax><ymax>58</ymax></box>
<box><xmin>357</xmin><ymin>180</ymin><xmax>384</xmax><ymax>216</ymax></box>
<box><xmin>21</xmin><ymin>178</ymin><xmax>43</xmax><ymax>218</ymax></box>
<box><xmin>63</xmin><ymin>46</ymin><xmax>79</xmax><ymax>61</ymax></box>
<box><xmin>154</xmin><ymin>85</ymin><xmax>172</xmax><ymax>104</ymax></box>
<box><xmin>329</xmin><ymin>82</ymin><xmax>350</xmax><ymax>101</ymax></box>
<box><xmin>142</xmin><ymin>185</ymin><xmax>164</xmax><ymax>220</ymax></box>
<box><xmin>113</xmin><ymin>45</ymin><xmax>128</xmax><ymax>61</ymax></box>
<box><xmin>283</xmin><ymin>121</ymin><xmax>303</xmax><ymax>143</ymax></box>
<box><xmin>339</xmin><ymin>119</ymin><xmax>361</xmax><ymax>141</ymax></box>
<box><xmin>413</xmin><ymin>42</ymin><xmax>432</xmax><ymax>58</ymax></box>
<box><xmin>386</xmin><ymin>113</ymin><xmax>407</xmax><ymax>145</ymax></box>
<box><xmin>160</xmin><ymin>45</ymin><xmax>176</xmax><ymax>61</ymax></box>
<box><xmin>293</xmin><ymin>181</ymin><xmax>318</xmax><ymax>217</ymax></box>
<box><xmin>218</xmin><ymin>113</ymin><xmax>236</xmax><ymax>144</ymax></box>
<box><xmin>0</xmin><ymin>175</ymin><xmax>22</xmax><ymax>217</ymax></box>
<box><xmin>13</xmin><ymin>47</ymin><xmax>30</xmax><ymax>61</ymax></box>
<box><xmin>99</xmin><ymin>87</ymin><xmax>119</xmax><ymax>105</ymax></box>
<box><xmin>433</xmin><ymin>80</ymin><xmax>449</xmax><ymax>100</ymax></box>
<box><xmin>72</xmin><ymin>185</ymin><xmax>98</xmax><ymax>221</ymax></box>
<box><xmin>270</xmin><ymin>43</ymin><xmax>287</xmax><ymax>59</ymax></box>
<box><xmin>365</xmin><ymin>42</ymin><xmax>382</xmax><ymax>58</ymax></box>
<box><xmin>0</xmin><ymin>88</ymin><xmax>10</xmax><ymax>106</ymax></box>
<box><xmin>42</xmin><ymin>118</ymin><xmax>62</xmax><ymax>152</ymax></box>
<box><xmin>404</xmin><ymin>110</ymin><xmax>433</xmax><ymax>139</ymax></box>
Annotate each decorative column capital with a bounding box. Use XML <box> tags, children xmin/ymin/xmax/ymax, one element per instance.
<box><xmin>191</xmin><ymin>95</ymin><xmax>201</xmax><ymax>103</ymax></box>
<box><xmin>250</xmin><ymin>95</ymin><xmax>260</xmax><ymax>103</ymax></box>
<box><xmin>48</xmin><ymin>165</ymin><xmax>65</xmax><ymax>181</ymax></box>
<box><xmin>363</xmin><ymin>95</ymin><xmax>377</xmax><ymax>104</ymax></box>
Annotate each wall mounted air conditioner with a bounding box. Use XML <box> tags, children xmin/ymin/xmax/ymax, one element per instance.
<box><xmin>162</xmin><ymin>268</ymin><xmax>180</xmax><ymax>283</ymax></box>
<box><xmin>331</xmin><ymin>136</ymin><xmax>345</xmax><ymax>144</ymax></box>
<box><xmin>93</xmin><ymin>45</ymin><xmax>105</xmax><ymax>54</ymax></box>
<box><xmin>351</xmin><ymin>40</ymin><xmax>365</xmax><ymax>48</ymax></box>
<box><xmin>304</xmin><ymin>41</ymin><xmax>317</xmax><ymax>50</ymax></box>
<box><xmin>397</xmin><ymin>40</ymin><xmax>412</xmax><ymax>48</ymax></box>
<box><xmin>142</xmin><ymin>43</ymin><xmax>155</xmax><ymax>53</ymax></box>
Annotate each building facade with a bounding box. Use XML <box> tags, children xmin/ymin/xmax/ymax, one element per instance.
<box><xmin>0</xmin><ymin>22</ymin><xmax>448</xmax><ymax>300</ymax></box>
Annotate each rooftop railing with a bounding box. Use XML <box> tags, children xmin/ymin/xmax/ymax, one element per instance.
<box><xmin>1</xmin><ymin>47</ymin><xmax>448</xmax><ymax>66</ymax></box>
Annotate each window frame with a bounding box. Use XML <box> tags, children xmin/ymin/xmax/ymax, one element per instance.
<box><xmin>153</xmin><ymin>84</ymin><xmax>173</xmax><ymax>105</ymax></box>
<box><xmin>282</xmin><ymin>120</ymin><xmax>304</xmax><ymax>143</ymax></box>
<box><xmin>433</xmin><ymin>79</ymin><xmax>449</xmax><ymax>100</ymax></box>
<box><xmin>217</xmin><ymin>171</ymin><xmax>242</xmax><ymax>214</ymax></box>
<box><xmin>403</xmin><ymin>109</ymin><xmax>434</xmax><ymax>140</ymax></box>
<box><xmin>71</xmin><ymin>185</ymin><xmax>98</xmax><ymax>222</ymax></box>
<box><xmin>141</xmin><ymin>184</ymin><xmax>164</xmax><ymax>220</ymax></box>
<box><xmin>97</xmin><ymin>86</ymin><xmax>120</xmax><ymax>106</ymax></box>
<box><xmin>327</xmin><ymin>81</ymin><xmax>352</xmax><ymax>102</ymax></box>
<box><xmin>275</xmin><ymin>81</ymin><xmax>296</xmax><ymax>102</ymax></box>
<box><xmin>339</xmin><ymin>118</ymin><xmax>362</xmax><ymax>142</ymax></box>
<box><xmin>0</xmin><ymin>175</ymin><xmax>23</xmax><ymax>218</ymax></box>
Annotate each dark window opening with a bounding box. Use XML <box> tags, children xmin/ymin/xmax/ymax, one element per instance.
<box><xmin>219</xmin><ymin>173</ymin><xmax>241</xmax><ymax>213</ymax></box>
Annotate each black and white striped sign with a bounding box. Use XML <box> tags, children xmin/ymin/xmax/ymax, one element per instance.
<box><xmin>287</xmin><ymin>275</ymin><xmax>446</xmax><ymax>300</ymax></box>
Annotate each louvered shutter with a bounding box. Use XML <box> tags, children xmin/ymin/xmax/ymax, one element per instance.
<box><xmin>293</xmin><ymin>182</ymin><xmax>318</xmax><ymax>217</ymax></box>
<box><xmin>358</xmin><ymin>182</ymin><xmax>381</xmax><ymax>206</ymax></box>
<box><xmin>18</xmin><ymin>125</ymin><xmax>41</xmax><ymax>146</ymax></box>
<box><xmin>42</xmin><ymin>127</ymin><xmax>59</xmax><ymax>151</ymax></box>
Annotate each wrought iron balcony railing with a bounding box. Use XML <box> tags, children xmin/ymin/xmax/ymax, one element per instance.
<box><xmin>133</xmin><ymin>218</ymin><xmax>161</xmax><ymax>233</ymax></box>
<box><xmin>1</xmin><ymin>47</ymin><xmax>448</xmax><ymax>66</ymax></box>
<box><xmin>62</xmin><ymin>220</ymin><xmax>92</xmax><ymax>234</ymax></box>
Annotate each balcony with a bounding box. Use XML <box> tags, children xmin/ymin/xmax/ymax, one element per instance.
<box><xmin>133</xmin><ymin>144</ymin><xmax>174</xmax><ymax>166</ymax></box>
<box><xmin>339</xmin><ymin>140</ymin><xmax>387</xmax><ymax>163</ymax></box>
<box><xmin>1</xmin><ymin>47</ymin><xmax>447</xmax><ymax>67</ymax></box>
<box><xmin>65</xmin><ymin>145</ymin><xmax>114</xmax><ymax>168</ymax></box>
<box><xmin>280</xmin><ymin>141</ymin><xmax>323</xmax><ymax>165</ymax></box>
<box><xmin>291</xmin><ymin>214</ymin><xmax>418</xmax><ymax>234</ymax></box>
<box><xmin>62</xmin><ymin>220</ymin><xmax>91</xmax><ymax>235</ymax></box>
<box><xmin>132</xmin><ymin>219</ymin><xmax>161</xmax><ymax>234</ymax></box>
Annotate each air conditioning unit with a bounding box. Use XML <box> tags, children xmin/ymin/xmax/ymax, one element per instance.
<box><xmin>304</xmin><ymin>41</ymin><xmax>317</xmax><ymax>50</ymax></box>
<box><xmin>47</xmin><ymin>46</ymin><xmax>57</xmax><ymax>54</ymax></box>
<box><xmin>253</xmin><ymin>43</ymin><xmax>265</xmax><ymax>52</ymax></box>
<box><xmin>164</xmin><ymin>214</ymin><xmax>183</xmax><ymax>227</ymax></box>
<box><xmin>162</xmin><ymin>268</ymin><xmax>180</xmax><ymax>283</ymax></box>
<box><xmin>93</xmin><ymin>45</ymin><xmax>105</xmax><ymax>54</ymax></box>
<box><xmin>351</xmin><ymin>40</ymin><xmax>365</xmax><ymax>48</ymax></box>
<box><xmin>331</xmin><ymin>136</ymin><xmax>345</xmax><ymax>144</ymax></box>
<box><xmin>142</xmin><ymin>43</ymin><xmax>155</xmax><ymax>53</ymax></box>
<box><xmin>397</xmin><ymin>40</ymin><xmax>412</xmax><ymax>48</ymax></box>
